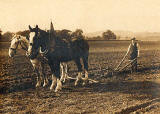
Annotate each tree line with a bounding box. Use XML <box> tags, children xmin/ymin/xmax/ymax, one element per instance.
<box><xmin>0</xmin><ymin>28</ymin><xmax>117</xmax><ymax>42</ymax></box>
<box><xmin>87</xmin><ymin>30</ymin><xmax>117</xmax><ymax>40</ymax></box>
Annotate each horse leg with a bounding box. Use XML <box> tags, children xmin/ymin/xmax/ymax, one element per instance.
<box><xmin>64</xmin><ymin>63</ymin><xmax>69</xmax><ymax>83</ymax></box>
<box><xmin>54</xmin><ymin>63</ymin><xmax>62</xmax><ymax>92</ymax></box>
<box><xmin>50</xmin><ymin>74</ymin><xmax>57</xmax><ymax>90</ymax></box>
<box><xmin>36</xmin><ymin>61</ymin><xmax>49</xmax><ymax>88</ymax></box>
<box><xmin>48</xmin><ymin>62</ymin><xmax>55</xmax><ymax>90</ymax></box>
<box><xmin>74</xmin><ymin>58</ymin><xmax>83</xmax><ymax>86</ymax></box>
<box><xmin>50</xmin><ymin>63</ymin><xmax>57</xmax><ymax>90</ymax></box>
<box><xmin>41</xmin><ymin>62</ymin><xmax>48</xmax><ymax>87</ymax></box>
<box><xmin>60</xmin><ymin>63</ymin><xmax>68</xmax><ymax>83</ymax></box>
<box><xmin>34</xmin><ymin>68</ymin><xmax>42</xmax><ymax>87</ymax></box>
<box><xmin>30</xmin><ymin>59</ymin><xmax>42</xmax><ymax>87</ymax></box>
<box><xmin>49</xmin><ymin>62</ymin><xmax>62</xmax><ymax>92</ymax></box>
<box><xmin>60</xmin><ymin>63</ymin><xmax>65</xmax><ymax>82</ymax></box>
<box><xmin>82</xmin><ymin>55</ymin><xmax>89</xmax><ymax>85</ymax></box>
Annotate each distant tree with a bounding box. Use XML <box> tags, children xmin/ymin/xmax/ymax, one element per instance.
<box><xmin>92</xmin><ymin>36</ymin><xmax>102</xmax><ymax>40</ymax></box>
<box><xmin>60</xmin><ymin>29</ymin><xmax>72</xmax><ymax>39</ymax></box>
<box><xmin>56</xmin><ymin>29</ymin><xmax>72</xmax><ymax>41</ymax></box>
<box><xmin>96</xmin><ymin>35</ymin><xmax>102</xmax><ymax>39</ymax></box>
<box><xmin>102</xmin><ymin>30</ymin><xmax>116</xmax><ymax>40</ymax></box>
<box><xmin>16</xmin><ymin>30</ymin><xmax>30</xmax><ymax>37</ymax></box>
<box><xmin>117</xmin><ymin>36</ymin><xmax>121</xmax><ymax>40</ymax></box>
<box><xmin>71</xmin><ymin>29</ymin><xmax>84</xmax><ymax>39</ymax></box>
<box><xmin>16</xmin><ymin>30</ymin><xmax>30</xmax><ymax>40</ymax></box>
<box><xmin>0</xmin><ymin>29</ymin><xmax>2</xmax><ymax>39</ymax></box>
<box><xmin>2</xmin><ymin>31</ymin><xmax>13</xmax><ymax>41</ymax></box>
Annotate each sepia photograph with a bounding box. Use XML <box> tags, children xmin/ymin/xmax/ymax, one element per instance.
<box><xmin>0</xmin><ymin>0</ymin><xmax>160</xmax><ymax>113</ymax></box>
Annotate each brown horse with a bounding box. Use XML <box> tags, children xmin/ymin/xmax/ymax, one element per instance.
<box><xmin>27</xmin><ymin>24</ymin><xmax>89</xmax><ymax>92</ymax></box>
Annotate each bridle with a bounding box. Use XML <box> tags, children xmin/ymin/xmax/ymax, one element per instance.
<box><xmin>9</xmin><ymin>38</ymin><xmax>20</xmax><ymax>54</ymax></box>
<box><xmin>9</xmin><ymin>36</ymin><xmax>28</xmax><ymax>54</ymax></box>
<box><xmin>19</xmin><ymin>41</ymin><xmax>28</xmax><ymax>51</ymax></box>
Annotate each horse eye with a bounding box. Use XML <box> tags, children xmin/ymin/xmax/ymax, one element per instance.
<box><xmin>30</xmin><ymin>43</ymin><xmax>33</xmax><ymax>46</ymax></box>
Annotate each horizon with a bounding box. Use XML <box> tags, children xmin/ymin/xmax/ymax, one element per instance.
<box><xmin>1</xmin><ymin>0</ymin><xmax>160</xmax><ymax>33</ymax></box>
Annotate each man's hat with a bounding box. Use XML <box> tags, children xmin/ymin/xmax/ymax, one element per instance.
<box><xmin>131</xmin><ymin>37</ymin><xmax>136</xmax><ymax>40</ymax></box>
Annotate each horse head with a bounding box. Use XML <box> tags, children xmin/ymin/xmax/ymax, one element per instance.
<box><xmin>9</xmin><ymin>34</ymin><xmax>20</xmax><ymax>57</ymax></box>
<box><xmin>27</xmin><ymin>23</ymin><xmax>58</xmax><ymax>59</ymax></box>
<box><xmin>9</xmin><ymin>34</ymin><xmax>29</xmax><ymax>57</ymax></box>
<box><xmin>27</xmin><ymin>25</ymin><xmax>41</xmax><ymax>59</ymax></box>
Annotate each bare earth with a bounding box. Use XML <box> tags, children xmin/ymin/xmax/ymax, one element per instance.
<box><xmin>0</xmin><ymin>41</ymin><xmax>160</xmax><ymax>114</ymax></box>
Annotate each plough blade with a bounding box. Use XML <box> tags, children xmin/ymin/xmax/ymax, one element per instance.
<box><xmin>66</xmin><ymin>76</ymin><xmax>99</xmax><ymax>83</ymax></box>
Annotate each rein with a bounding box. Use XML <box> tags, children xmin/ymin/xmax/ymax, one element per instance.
<box><xmin>19</xmin><ymin>41</ymin><xmax>28</xmax><ymax>51</ymax></box>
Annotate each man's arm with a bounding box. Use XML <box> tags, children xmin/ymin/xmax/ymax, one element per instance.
<box><xmin>125</xmin><ymin>44</ymin><xmax>131</xmax><ymax>57</ymax></box>
<box><xmin>137</xmin><ymin>43</ymin><xmax>140</xmax><ymax>57</ymax></box>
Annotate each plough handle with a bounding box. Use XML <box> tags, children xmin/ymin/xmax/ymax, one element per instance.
<box><xmin>114</xmin><ymin>55</ymin><xmax>127</xmax><ymax>71</ymax></box>
<box><xmin>117</xmin><ymin>58</ymin><xmax>137</xmax><ymax>72</ymax></box>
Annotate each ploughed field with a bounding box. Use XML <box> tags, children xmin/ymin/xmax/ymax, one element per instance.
<box><xmin>0</xmin><ymin>40</ymin><xmax>160</xmax><ymax>113</ymax></box>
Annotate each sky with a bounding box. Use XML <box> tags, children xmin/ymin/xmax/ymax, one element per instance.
<box><xmin>1</xmin><ymin>0</ymin><xmax>160</xmax><ymax>33</ymax></box>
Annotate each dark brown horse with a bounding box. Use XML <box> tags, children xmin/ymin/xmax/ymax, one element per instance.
<box><xmin>27</xmin><ymin>24</ymin><xmax>89</xmax><ymax>92</ymax></box>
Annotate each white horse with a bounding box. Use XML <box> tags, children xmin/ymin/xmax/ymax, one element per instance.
<box><xmin>9</xmin><ymin>34</ymin><xmax>68</xmax><ymax>88</ymax></box>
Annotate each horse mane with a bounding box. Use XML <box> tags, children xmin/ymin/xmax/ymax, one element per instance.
<box><xmin>39</xmin><ymin>29</ymin><xmax>62</xmax><ymax>44</ymax></box>
<box><xmin>14</xmin><ymin>34</ymin><xmax>28</xmax><ymax>44</ymax></box>
<box><xmin>16</xmin><ymin>30</ymin><xmax>30</xmax><ymax>37</ymax></box>
<box><xmin>38</xmin><ymin>28</ymin><xmax>86</xmax><ymax>48</ymax></box>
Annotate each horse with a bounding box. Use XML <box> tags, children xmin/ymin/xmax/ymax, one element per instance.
<box><xmin>9</xmin><ymin>34</ymin><xmax>68</xmax><ymax>88</ymax></box>
<box><xmin>27</xmin><ymin>25</ymin><xmax>89</xmax><ymax>92</ymax></box>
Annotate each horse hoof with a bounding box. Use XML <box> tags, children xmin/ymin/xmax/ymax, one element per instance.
<box><xmin>60</xmin><ymin>79</ymin><xmax>65</xmax><ymax>84</ymax></box>
<box><xmin>43</xmin><ymin>83</ymin><xmax>47</xmax><ymax>87</ymax></box>
<box><xmin>50</xmin><ymin>86</ymin><xmax>54</xmax><ymax>90</ymax></box>
<box><xmin>55</xmin><ymin>87</ymin><xmax>62</xmax><ymax>92</ymax></box>
<box><xmin>36</xmin><ymin>82</ymin><xmax>41</xmax><ymax>87</ymax></box>
<box><xmin>43</xmin><ymin>79</ymin><xmax>49</xmax><ymax>87</ymax></box>
<box><xmin>82</xmin><ymin>82</ymin><xmax>86</xmax><ymax>86</ymax></box>
<box><xmin>50</xmin><ymin>80</ymin><xmax>57</xmax><ymax>90</ymax></box>
<box><xmin>75</xmin><ymin>80</ymin><xmax>79</xmax><ymax>86</ymax></box>
<box><xmin>55</xmin><ymin>84</ymin><xmax>62</xmax><ymax>92</ymax></box>
<box><xmin>82</xmin><ymin>82</ymin><xmax>88</xmax><ymax>86</ymax></box>
<box><xmin>50</xmin><ymin>84</ymin><xmax>56</xmax><ymax>90</ymax></box>
<box><xmin>63</xmin><ymin>79</ymin><xmax>66</xmax><ymax>83</ymax></box>
<box><xmin>82</xmin><ymin>79</ymin><xmax>89</xmax><ymax>86</ymax></box>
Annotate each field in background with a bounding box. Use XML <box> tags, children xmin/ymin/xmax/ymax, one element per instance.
<box><xmin>0</xmin><ymin>40</ymin><xmax>160</xmax><ymax>113</ymax></box>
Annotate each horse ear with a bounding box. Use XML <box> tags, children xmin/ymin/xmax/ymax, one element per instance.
<box><xmin>36</xmin><ymin>25</ymin><xmax>38</xmax><ymax>29</ymax></box>
<box><xmin>26</xmin><ymin>35</ymin><xmax>29</xmax><ymax>40</ymax></box>
<box><xmin>29</xmin><ymin>25</ymin><xmax>33</xmax><ymax>31</ymax></box>
<box><xmin>18</xmin><ymin>35</ymin><xmax>21</xmax><ymax>39</ymax></box>
<box><xmin>12</xmin><ymin>33</ymin><xmax>15</xmax><ymax>37</ymax></box>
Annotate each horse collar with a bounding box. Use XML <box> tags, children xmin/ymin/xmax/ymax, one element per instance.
<box><xmin>40</xmin><ymin>44</ymin><xmax>49</xmax><ymax>56</ymax></box>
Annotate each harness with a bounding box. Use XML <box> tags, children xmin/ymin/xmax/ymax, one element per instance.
<box><xmin>39</xmin><ymin>29</ymin><xmax>72</xmax><ymax>57</ymax></box>
<box><xmin>40</xmin><ymin>39</ymin><xmax>72</xmax><ymax>57</ymax></box>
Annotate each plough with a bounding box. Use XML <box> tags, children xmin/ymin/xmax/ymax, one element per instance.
<box><xmin>66</xmin><ymin>76</ymin><xmax>99</xmax><ymax>84</ymax></box>
<box><xmin>115</xmin><ymin>58</ymin><xmax>137</xmax><ymax>72</ymax></box>
<box><xmin>64</xmin><ymin>57</ymin><xmax>137</xmax><ymax>83</ymax></box>
<box><xmin>104</xmin><ymin>58</ymin><xmax>137</xmax><ymax>77</ymax></box>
